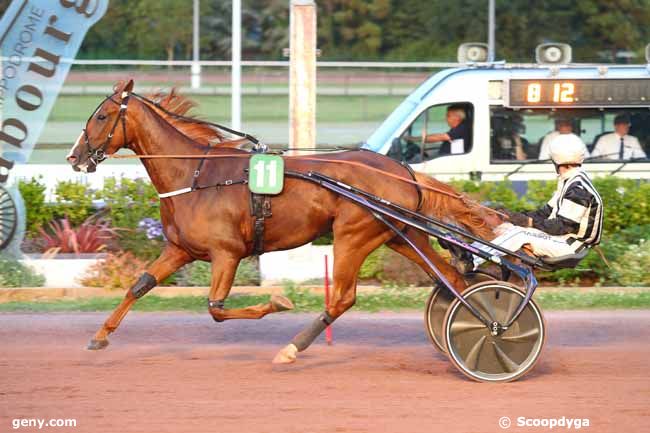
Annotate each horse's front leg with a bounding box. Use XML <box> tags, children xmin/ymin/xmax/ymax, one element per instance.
<box><xmin>207</xmin><ymin>253</ymin><xmax>293</xmax><ymax>321</ymax></box>
<box><xmin>87</xmin><ymin>243</ymin><xmax>193</xmax><ymax>350</ymax></box>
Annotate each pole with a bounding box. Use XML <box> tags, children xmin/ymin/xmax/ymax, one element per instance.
<box><xmin>191</xmin><ymin>0</ymin><xmax>201</xmax><ymax>88</ymax></box>
<box><xmin>324</xmin><ymin>254</ymin><xmax>333</xmax><ymax>345</ymax></box>
<box><xmin>231</xmin><ymin>0</ymin><xmax>242</xmax><ymax>130</ymax></box>
<box><xmin>289</xmin><ymin>0</ymin><xmax>317</xmax><ymax>153</ymax></box>
<box><xmin>487</xmin><ymin>0</ymin><xmax>495</xmax><ymax>62</ymax></box>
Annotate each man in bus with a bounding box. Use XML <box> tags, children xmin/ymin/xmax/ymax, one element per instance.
<box><xmin>590</xmin><ymin>114</ymin><xmax>646</xmax><ymax>160</ymax></box>
<box><xmin>419</xmin><ymin>105</ymin><xmax>471</xmax><ymax>155</ymax></box>
<box><xmin>471</xmin><ymin>134</ymin><xmax>603</xmax><ymax>269</ymax></box>
<box><xmin>538</xmin><ymin>117</ymin><xmax>575</xmax><ymax>160</ymax></box>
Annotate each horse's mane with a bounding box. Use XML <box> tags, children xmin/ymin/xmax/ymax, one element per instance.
<box><xmin>414</xmin><ymin>172</ymin><xmax>501</xmax><ymax>240</ymax></box>
<box><xmin>144</xmin><ymin>89</ymin><xmax>227</xmax><ymax>146</ymax></box>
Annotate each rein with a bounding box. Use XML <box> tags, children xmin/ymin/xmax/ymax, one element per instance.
<box><xmin>85</xmin><ymin>90</ymin><xmax>504</xmax><ymax>217</ymax></box>
<box><xmin>108</xmin><ymin>152</ymin><xmax>504</xmax><ymax>216</ymax></box>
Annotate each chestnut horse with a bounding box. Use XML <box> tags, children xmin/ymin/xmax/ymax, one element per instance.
<box><xmin>66</xmin><ymin>80</ymin><xmax>497</xmax><ymax>364</ymax></box>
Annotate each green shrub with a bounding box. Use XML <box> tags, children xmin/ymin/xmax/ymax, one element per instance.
<box><xmin>79</xmin><ymin>251</ymin><xmax>150</xmax><ymax>290</ymax></box>
<box><xmin>116</xmin><ymin>231</ymin><xmax>165</xmax><ymax>261</ymax></box>
<box><xmin>97</xmin><ymin>177</ymin><xmax>159</xmax><ymax>229</ymax></box>
<box><xmin>312</xmin><ymin>232</ymin><xmax>333</xmax><ymax>245</ymax></box>
<box><xmin>18</xmin><ymin>177</ymin><xmax>53</xmax><ymax>234</ymax></box>
<box><xmin>0</xmin><ymin>255</ymin><xmax>46</xmax><ymax>287</ymax></box>
<box><xmin>177</xmin><ymin>258</ymin><xmax>261</xmax><ymax>286</ymax></box>
<box><xmin>611</xmin><ymin>239</ymin><xmax>650</xmax><ymax>286</ymax></box>
<box><xmin>53</xmin><ymin>180</ymin><xmax>94</xmax><ymax>226</ymax></box>
<box><xmin>358</xmin><ymin>245</ymin><xmax>432</xmax><ymax>286</ymax></box>
<box><xmin>452</xmin><ymin>176</ymin><xmax>650</xmax><ymax>238</ymax></box>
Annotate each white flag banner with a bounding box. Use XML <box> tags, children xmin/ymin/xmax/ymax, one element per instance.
<box><xmin>0</xmin><ymin>0</ymin><xmax>108</xmax><ymax>253</ymax></box>
<box><xmin>0</xmin><ymin>0</ymin><xmax>109</xmax><ymax>181</ymax></box>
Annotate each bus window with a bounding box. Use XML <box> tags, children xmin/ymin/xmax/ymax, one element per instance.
<box><xmin>388</xmin><ymin>103</ymin><xmax>473</xmax><ymax>164</ymax></box>
<box><xmin>490</xmin><ymin>107</ymin><xmax>650</xmax><ymax>163</ymax></box>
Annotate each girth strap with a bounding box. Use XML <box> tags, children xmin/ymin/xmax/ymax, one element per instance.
<box><xmin>250</xmin><ymin>193</ymin><xmax>272</xmax><ymax>255</ymax></box>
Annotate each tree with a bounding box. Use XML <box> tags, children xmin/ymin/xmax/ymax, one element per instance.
<box><xmin>131</xmin><ymin>0</ymin><xmax>193</xmax><ymax>61</ymax></box>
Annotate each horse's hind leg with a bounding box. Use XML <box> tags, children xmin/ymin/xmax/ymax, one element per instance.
<box><xmin>207</xmin><ymin>253</ymin><xmax>294</xmax><ymax>322</ymax></box>
<box><xmin>273</xmin><ymin>228</ymin><xmax>392</xmax><ymax>364</ymax></box>
<box><xmin>386</xmin><ymin>229</ymin><xmax>467</xmax><ymax>290</ymax></box>
<box><xmin>87</xmin><ymin>243</ymin><xmax>192</xmax><ymax>350</ymax></box>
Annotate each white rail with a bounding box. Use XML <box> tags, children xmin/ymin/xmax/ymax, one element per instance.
<box><xmin>3</xmin><ymin>57</ymin><xmax>648</xmax><ymax>69</ymax></box>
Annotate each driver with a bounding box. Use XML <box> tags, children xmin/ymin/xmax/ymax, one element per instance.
<box><xmin>417</xmin><ymin>106</ymin><xmax>470</xmax><ymax>155</ymax></box>
<box><xmin>472</xmin><ymin>134</ymin><xmax>603</xmax><ymax>268</ymax></box>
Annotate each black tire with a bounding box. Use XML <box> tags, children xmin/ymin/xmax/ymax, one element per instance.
<box><xmin>0</xmin><ymin>186</ymin><xmax>18</xmax><ymax>251</ymax></box>
<box><xmin>443</xmin><ymin>280</ymin><xmax>546</xmax><ymax>383</ymax></box>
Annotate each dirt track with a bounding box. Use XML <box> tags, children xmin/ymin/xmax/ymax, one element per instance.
<box><xmin>1</xmin><ymin>311</ymin><xmax>648</xmax><ymax>433</ymax></box>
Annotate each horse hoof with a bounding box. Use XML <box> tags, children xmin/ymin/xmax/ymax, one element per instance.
<box><xmin>271</xmin><ymin>295</ymin><xmax>294</xmax><ymax>312</ymax></box>
<box><xmin>272</xmin><ymin>344</ymin><xmax>298</xmax><ymax>364</ymax></box>
<box><xmin>87</xmin><ymin>339</ymin><xmax>109</xmax><ymax>350</ymax></box>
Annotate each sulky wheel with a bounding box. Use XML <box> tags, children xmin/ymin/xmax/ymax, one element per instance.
<box><xmin>443</xmin><ymin>280</ymin><xmax>546</xmax><ymax>383</ymax></box>
<box><xmin>425</xmin><ymin>272</ymin><xmax>495</xmax><ymax>354</ymax></box>
<box><xmin>424</xmin><ymin>283</ymin><xmax>454</xmax><ymax>354</ymax></box>
<box><xmin>0</xmin><ymin>186</ymin><xmax>18</xmax><ymax>251</ymax></box>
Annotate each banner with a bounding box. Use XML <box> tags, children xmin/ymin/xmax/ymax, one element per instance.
<box><xmin>0</xmin><ymin>0</ymin><xmax>109</xmax><ymax>253</ymax></box>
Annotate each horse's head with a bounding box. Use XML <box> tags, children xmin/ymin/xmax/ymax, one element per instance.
<box><xmin>66</xmin><ymin>79</ymin><xmax>136</xmax><ymax>172</ymax></box>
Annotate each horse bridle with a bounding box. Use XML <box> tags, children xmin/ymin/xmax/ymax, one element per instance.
<box><xmin>83</xmin><ymin>91</ymin><xmax>131</xmax><ymax>166</ymax></box>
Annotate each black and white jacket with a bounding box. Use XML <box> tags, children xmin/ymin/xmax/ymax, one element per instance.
<box><xmin>524</xmin><ymin>168</ymin><xmax>603</xmax><ymax>251</ymax></box>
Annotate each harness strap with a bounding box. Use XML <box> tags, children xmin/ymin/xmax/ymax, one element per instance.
<box><xmin>401</xmin><ymin>161</ymin><xmax>423</xmax><ymax>211</ymax></box>
<box><xmin>158</xmin><ymin>178</ymin><xmax>247</xmax><ymax>199</ymax></box>
<box><xmin>250</xmin><ymin>193</ymin><xmax>272</xmax><ymax>255</ymax></box>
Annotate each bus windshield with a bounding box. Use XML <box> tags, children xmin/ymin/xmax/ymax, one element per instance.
<box><xmin>490</xmin><ymin>107</ymin><xmax>650</xmax><ymax>163</ymax></box>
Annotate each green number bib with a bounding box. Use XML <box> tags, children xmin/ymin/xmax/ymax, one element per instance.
<box><xmin>248</xmin><ymin>154</ymin><xmax>285</xmax><ymax>194</ymax></box>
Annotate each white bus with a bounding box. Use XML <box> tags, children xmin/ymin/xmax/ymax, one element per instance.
<box><xmin>362</xmin><ymin>48</ymin><xmax>650</xmax><ymax>182</ymax></box>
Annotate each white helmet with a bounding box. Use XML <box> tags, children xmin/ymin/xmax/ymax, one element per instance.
<box><xmin>549</xmin><ymin>133</ymin><xmax>587</xmax><ymax>165</ymax></box>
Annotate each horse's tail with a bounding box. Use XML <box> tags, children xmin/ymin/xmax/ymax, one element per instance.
<box><xmin>413</xmin><ymin>171</ymin><xmax>498</xmax><ymax>240</ymax></box>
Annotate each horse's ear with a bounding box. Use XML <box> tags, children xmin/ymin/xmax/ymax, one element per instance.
<box><xmin>113</xmin><ymin>79</ymin><xmax>135</xmax><ymax>99</ymax></box>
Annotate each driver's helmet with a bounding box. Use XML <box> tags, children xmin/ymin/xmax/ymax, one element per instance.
<box><xmin>549</xmin><ymin>133</ymin><xmax>587</xmax><ymax>165</ymax></box>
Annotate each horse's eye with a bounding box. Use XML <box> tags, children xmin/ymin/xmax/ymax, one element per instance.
<box><xmin>97</xmin><ymin>114</ymin><xmax>107</xmax><ymax>121</ymax></box>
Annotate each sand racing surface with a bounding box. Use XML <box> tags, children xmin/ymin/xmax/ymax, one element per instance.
<box><xmin>1</xmin><ymin>310</ymin><xmax>649</xmax><ymax>433</ymax></box>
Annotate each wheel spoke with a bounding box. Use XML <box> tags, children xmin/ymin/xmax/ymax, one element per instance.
<box><xmin>472</xmin><ymin>291</ymin><xmax>497</xmax><ymax>322</ymax></box>
<box><xmin>464</xmin><ymin>335</ymin><xmax>487</xmax><ymax>371</ymax></box>
<box><xmin>502</xmin><ymin>291</ymin><xmax>521</xmax><ymax>324</ymax></box>
<box><xmin>450</xmin><ymin>319</ymin><xmax>486</xmax><ymax>334</ymax></box>
<box><xmin>500</xmin><ymin>327</ymin><xmax>540</xmax><ymax>343</ymax></box>
<box><xmin>492</xmin><ymin>341</ymin><xmax>520</xmax><ymax>373</ymax></box>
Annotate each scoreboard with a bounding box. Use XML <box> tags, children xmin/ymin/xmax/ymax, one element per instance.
<box><xmin>508</xmin><ymin>79</ymin><xmax>650</xmax><ymax>107</ymax></box>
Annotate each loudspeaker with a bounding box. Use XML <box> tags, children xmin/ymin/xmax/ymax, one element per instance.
<box><xmin>457</xmin><ymin>43</ymin><xmax>489</xmax><ymax>63</ymax></box>
<box><xmin>535</xmin><ymin>43</ymin><xmax>572</xmax><ymax>64</ymax></box>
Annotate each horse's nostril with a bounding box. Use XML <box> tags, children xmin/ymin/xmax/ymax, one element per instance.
<box><xmin>66</xmin><ymin>155</ymin><xmax>77</xmax><ymax>164</ymax></box>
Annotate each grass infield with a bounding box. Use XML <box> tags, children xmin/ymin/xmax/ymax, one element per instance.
<box><xmin>1</xmin><ymin>287</ymin><xmax>649</xmax><ymax>313</ymax></box>
<box><xmin>50</xmin><ymin>94</ymin><xmax>404</xmax><ymax>123</ymax></box>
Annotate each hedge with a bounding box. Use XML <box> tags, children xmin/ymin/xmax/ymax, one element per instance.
<box><xmin>16</xmin><ymin>176</ymin><xmax>650</xmax><ymax>285</ymax></box>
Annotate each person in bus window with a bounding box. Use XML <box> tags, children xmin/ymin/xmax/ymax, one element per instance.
<box><xmin>469</xmin><ymin>134</ymin><xmax>603</xmax><ymax>270</ymax></box>
<box><xmin>590</xmin><ymin>114</ymin><xmax>646</xmax><ymax>160</ymax></box>
<box><xmin>492</xmin><ymin>113</ymin><xmax>528</xmax><ymax>160</ymax></box>
<box><xmin>538</xmin><ymin>118</ymin><xmax>574</xmax><ymax>160</ymax></box>
<box><xmin>417</xmin><ymin>106</ymin><xmax>471</xmax><ymax>155</ymax></box>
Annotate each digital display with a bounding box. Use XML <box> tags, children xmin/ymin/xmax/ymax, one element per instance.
<box><xmin>508</xmin><ymin>79</ymin><xmax>650</xmax><ymax>107</ymax></box>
